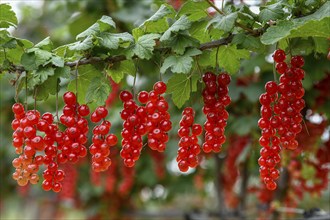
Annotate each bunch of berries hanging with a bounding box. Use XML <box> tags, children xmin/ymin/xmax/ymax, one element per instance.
<box><xmin>119</xmin><ymin>81</ymin><xmax>172</xmax><ymax>167</ymax></box>
<box><xmin>176</xmin><ymin>107</ymin><xmax>203</xmax><ymax>172</ymax></box>
<box><xmin>258</xmin><ymin>49</ymin><xmax>306</xmax><ymax>190</ymax></box>
<box><xmin>90</xmin><ymin>106</ymin><xmax>118</xmax><ymax>172</ymax></box>
<box><xmin>12</xmin><ymin>104</ymin><xmax>44</xmax><ymax>187</ymax></box>
<box><xmin>202</xmin><ymin>72</ymin><xmax>231</xmax><ymax>153</ymax></box>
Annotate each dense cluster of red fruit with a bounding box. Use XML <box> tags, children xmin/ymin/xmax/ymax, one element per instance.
<box><xmin>119</xmin><ymin>81</ymin><xmax>171</xmax><ymax>167</ymax></box>
<box><xmin>258</xmin><ymin>49</ymin><xmax>306</xmax><ymax>190</ymax></box>
<box><xmin>176</xmin><ymin>107</ymin><xmax>203</xmax><ymax>172</ymax></box>
<box><xmin>202</xmin><ymin>72</ymin><xmax>231</xmax><ymax>153</ymax></box>
<box><xmin>90</xmin><ymin>106</ymin><xmax>118</xmax><ymax>172</ymax></box>
<box><xmin>12</xmin><ymin>104</ymin><xmax>44</xmax><ymax>187</ymax></box>
<box><xmin>12</xmin><ymin>91</ymin><xmax>117</xmax><ymax>192</ymax></box>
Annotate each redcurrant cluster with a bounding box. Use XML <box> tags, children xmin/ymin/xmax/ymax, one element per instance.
<box><xmin>12</xmin><ymin>104</ymin><xmax>43</xmax><ymax>187</ymax></box>
<box><xmin>119</xmin><ymin>81</ymin><xmax>171</xmax><ymax>167</ymax></box>
<box><xmin>42</xmin><ymin>122</ymin><xmax>65</xmax><ymax>192</ymax></box>
<box><xmin>258</xmin><ymin>49</ymin><xmax>306</xmax><ymax>190</ymax></box>
<box><xmin>119</xmin><ymin>91</ymin><xmax>146</xmax><ymax>167</ymax></box>
<box><xmin>258</xmin><ymin>81</ymin><xmax>281</xmax><ymax>191</ymax></box>
<box><xmin>59</xmin><ymin>91</ymin><xmax>89</xmax><ymax>163</ymax></box>
<box><xmin>275</xmin><ymin>49</ymin><xmax>305</xmax><ymax>150</ymax></box>
<box><xmin>145</xmin><ymin>82</ymin><xmax>171</xmax><ymax>152</ymax></box>
<box><xmin>90</xmin><ymin>106</ymin><xmax>118</xmax><ymax>172</ymax></box>
<box><xmin>202</xmin><ymin>72</ymin><xmax>231</xmax><ymax>153</ymax></box>
<box><xmin>176</xmin><ymin>107</ymin><xmax>202</xmax><ymax>172</ymax></box>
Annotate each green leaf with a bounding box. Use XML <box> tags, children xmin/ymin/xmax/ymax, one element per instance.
<box><xmin>289</xmin><ymin>17</ymin><xmax>330</xmax><ymax>38</ymax></box>
<box><xmin>0</xmin><ymin>4</ymin><xmax>18</xmax><ymax>28</ymax></box>
<box><xmin>261</xmin><ymin>20</ymin><xmax>295</xmax><ymax>45</ymax></box>
<box><xmin>217</xmin><ymin>44</ymin><xmax>250</xmax><ymax>74</ymax></box>
<box><xmin>36</xmin><ymin>75</ymin><xmax>59</xmax><ymax>101</ymax></box>
<box><xmin>313</xmin><ymin>37</ymin><xmax>328</xmax><ymax>54</ymax></box>
<box><xmin>106</xmin><ymin>60</ymin><xmax>135</xmax><ymax>83</ymax></box>
<box><xmin>189</xmin><ymin>20</ymin><xmax>211</xmax><ymax>43</ymax></box>
<box><xmin>36</xmin><ymin>67</ymin><xmax>70</xmax><ymax>101</ymax></box>
<box><xmin>50</xmin><ymin>55</ymin><xmax>65</xmax><ymax>67</ymax></box>
<box><xmin>15</xmin><ymin>37</ymin><xmax>34</xmax><ymax>48</ymax></box>
<box><xmin>209</xmin><ymin>12</ymin><xmax>238</xmax><ymax>32</ymax></box>
<box><xmin>127</xmin><ymin>34</ymin><xmax>160</xmax><ymax>60</ymax></box>
<box><xmin>34</xmin><ymin>67</ymin><xmax>55</xmax><ymax>84</ymax></box>
<box><xmin>35</xmin><ymin>37</ymin><xmax>53</xmax><ymax>51</ymax></box>
<box><xmin>76</xmin><ymin>23</ymin><xmax>99</xmax><ymax>40</ymax></box>
<box><xmin>161</xmin><ymin>56</ymin><xmax>191</xmax><ymax>74</ymax></box>
<box><xmin>140</xmin><ymin>4</ymin><xmax>174</xmax><ymax>33</ymax></box>
<box><xmin>1</xmin><ymin>38</ymin><xmax>17</xmax><ymax>49</ymax></box>
<box><xmin>76</xmin><ymin>16</ymin><xmax>116</xmax><ymax>40</ymax></box>
<box><xmin>232</xmin><ymin>33</ymin><xmax>265</xmax><ymax>52</ymax></box>
<box><xmin>165</xmin><ymin>34</ymin><xmax>199</xmax><ymax>55</ymax></box>
<box><xmin>178</xmin><ymin>1</ymin><xmax>209</xmax><ymax>21</ymax></box>
<box><xmin>34</xmin><ymin>49</ymin><xmax>53</xmax><ymax>67</ymax></box>
<box><xmin>261</xmin><ymin>2</ymin><xmax>330</xmax><ymax>45</ymax></box>
<box><xmin>69</xmin><ymin>36</ymin><xmax>94</xmax><ymax>51</ymax></box>
<box><xmin>160</xmin><ymin>16</ymin><xmax>191</xmax><ymax>41</ymax></box>
<box><xmin>99</xmin><ymin>32</ymin><xmax>133</xmax><ymax>49</ymax></box>
<box><xmin>145</xmin><ymin>4</ymin><xmax>174</xmax><ymax>22</ymax></box>
<box><xmin>21</xmin><ymin>53</ymin><xmax>37</xmax><ymax>71</ymax></box>
<box><xmin>67</xmin><ymin>65</ymin><xmax>103</xmax><ymax>105</ymax></box>
<box><xmin>167</xmin><ymin>73</ymin><xmax>198</xmax><ymax>108</ymax></box>
<box><xmin>97</xmin><ymin>15</ymin><xmax>116</xmax><ymax>32</ymax></box>
<box><xmin>259</xmin><ymin>2</ymin><xmax>285</xmax><ymax>22</ymax></box>
<box><xmin>86</xmin><ymin>77</ymin><xmax>111</xmax><ymax>105</ymax></box>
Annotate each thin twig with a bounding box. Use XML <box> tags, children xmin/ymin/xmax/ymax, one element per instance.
<box><xmin>205</xmin><ymin>0</ymin><xmax>225</xmax><ymax>15</ymax></box>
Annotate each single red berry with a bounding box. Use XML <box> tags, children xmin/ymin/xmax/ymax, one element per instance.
<box><xmin>63</xmin><ymin>91</ymin><xmax>77</xmax><ymax>106</ymax></box>
<box><xmin>273</xmin><ymin>49</ymin><xmax>286</xmax><ymax>63</ymax></box>
<box><xmin>78</xmin><ymin>104</ymin><xmax>90</xmax><ymax>116</ymax></box>
<box><xmin>138</xmin><ymin>91</ymin><xmax>149</xmax><ymax>104</ymax></box>
<box><xmin>265</xmin><ymin>81</ymin><xmax>278</xmax><ymax>95</ymax></box>
<box><xmin>12</xmin><ymin>103</ymin><xmax>25</xmax><ymax>115</ymax></box>
<box><xmin>119</xmin><ymin>91</ymin><xmax>133</xmax><ymax>102</ymax></box>
<box><xmin>153</xmin><ymin>81</ymin><xmax>167</xmax><ymax>94</ymax></box>
<box><xmin>290</xmin><ymin>55</ymin><xmax>304</xmax><ymax>68</ymax></box>
<box><xmin>217</xmin><ymin>72</ymin><xmax>231</xmax><ymax>86</ymax></box>
<box><xmin>95</xmin><ymin>106</ymin><xmax>108</xmax><ymax>119</ymax></box>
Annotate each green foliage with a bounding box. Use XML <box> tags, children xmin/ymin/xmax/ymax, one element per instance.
<box><xmin>161</xmin><ymin>48</ymin><xmax>201</xmax><ymax>74</ymax></box>
<box><xmin>86</xmin><ymin>77</ymin><xmax>111</xmax><ymax>106</ymax></box>
<box><xmin>139</xmin><ymin>4</ymin><xmax>175</xmax><ymax>33</ymax></box>
<box><xmin>178</xmin><ymin>1</ymin><xmax>209</xmax><ymax>21</ymax></box>
<box><xmin>0</xmin><ymin>4</ymin><xmax>18</xmax><ymax>28</ymax></box>
<box><xmin>106</xmin><ymin>60</ymin><xmax>135</xmax><ymax>83</ymax></box>
<box><xmin>261</xmin><ymin>1</ymin><xmax>330</xmax><ymax>45</ymax></box>
<box><xmin>160</xmin><ymin>15</ymin><xmax>191</xmax><ymax>41</ymax></box>
<box><xmin>126</xmin><ymin>34</ymin><xmax>160</xmax><ymax>59</ymax></box>
<box><xmin>259</xmin><ymin>1</ymin><xmax>285</xmax><ymax>22</ymax></box>
<box><xmin>217</xmin><ymin>45</ymin><xmax>250</xmax><ymax>74</ymax></box>
<box><xmin>67</xmin><ymin>65</ymin><xmax>103</xmax><ymax>107</ymax></box>
<box><xmin>166</xmin><ymin>73</ymin><xmax>199</xmax><ymax>108</ymax></box>
<box><xmin>0</xmin><ymin>1</ymin><xmax>329</xmax><ymax>108</ymax></box>
<box><xmin>209</xmin><ymin>12</ymin><xmax>238</xmax><ymax>32</ymax></box>
<box><xmin>98</xmin><ymin>32</ymin><xmax>133</xmax><ymax>50</ymax></box>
